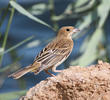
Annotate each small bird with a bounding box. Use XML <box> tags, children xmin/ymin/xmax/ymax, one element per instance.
<box><xmin>8</xmin><ymin>26</ymin><xmax>80</xmax><ymax>79</ymax></box>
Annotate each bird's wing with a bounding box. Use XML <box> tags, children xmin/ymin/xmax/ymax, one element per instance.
<box><xmin>34</xmin><ymin>40</ymin><xmax>72</xmax><ymax>67</ymax></box>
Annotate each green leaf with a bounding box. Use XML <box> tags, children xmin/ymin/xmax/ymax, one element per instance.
<box><xmin>0</xmin><ymin>48</ymin><xmax>4</xmax><ymax>54</ymax></box>
<box><xmin>0</xmin><ymin>35</ymin><xmax>34</xmax><ymax>56</ymax></box>
<box><xmin>0</xmin><ymin>6</ymin><xmax>15</xmax><ymax>66</ymax></box>
<box><xmin>78</xmin><ymin>14</ymin><xmax>92</xmax><ymax>30</ymax></box>
<box><xmin>0</xmin><ymin>56</ymin><xmax>22</xmax><ymax>73</ymax></box>
<box><xmin>79</xmin><ymin>35</ymin><xmax>90</xmax><ymax>52</ymax></box>
<box><xmin>97</xmin><ymin>0</ymin><xmax>110</xmax><ymax>28</ymax></box>
<box><xmin>0</xmin><ymin>4</ymin><xmax>10</xmax><ymax>27</ymax></box>
<box><xmin>28</xmin><ymin>3</ymin><xmax>47</xmax><ymax>15</ymax></box>
<box><xmin>26</xmin><ymin>39</ymin><xmax>40</xmax><ymax>48</ymax></box>
<box><xmin>73</xmin><ymin>13</ymin><xmax>93</xmax><ymax>39</ymax></box>
<box><xmin>71</xmin><ymin>0</ymin><xmax>110</xmax><ymax>66</ymax></box>
<box><xmin>71</xmin><ymin>28</ymin><xmax>104</xmax><ymax>66</ymax></box>
<box><xmin>0</xmin><ymin>90</ymin><xmax>27</xmax><ymax>100</ymax></box>
<box><xmin>74</xmin><ymin>0</ymin><xmax>96</xmax><ymax>13</ymax></box>
<box><xmin>9</xmin><ymin>1</ymin><xmax>53</xmax><ymax>29</ymax></box>
<box><xmin>74</xmin><ymin>0</ymin><xmax>89</xmax><ymax>8</ymax></box>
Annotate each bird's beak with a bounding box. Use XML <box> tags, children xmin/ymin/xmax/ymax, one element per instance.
<box><xmin>72</xmin><ymin>28</ymin><xmax>80</xmax><ymax>33</ymax></box>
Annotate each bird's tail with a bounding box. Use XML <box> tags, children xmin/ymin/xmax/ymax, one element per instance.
<box><xmin>8</xmin><ymin>65</ymin><xmax>37</xmax><ymax>79</ymax></box>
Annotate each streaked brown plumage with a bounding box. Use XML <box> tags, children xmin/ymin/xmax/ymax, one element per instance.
<box><xmin>8</xmin><ymin>26</ymin><xmax>80</xmax><ymax>79</ymax></box>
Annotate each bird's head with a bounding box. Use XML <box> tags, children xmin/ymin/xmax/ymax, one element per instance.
<box><xmin>57</xmin><ymin>26</ymin><xmax>80</xmax><ymax>39</ymax></box>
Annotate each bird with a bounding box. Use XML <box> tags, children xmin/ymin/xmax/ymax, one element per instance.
<box><xmin>8</xmin><ymin>26</ymin><xmax>80</xmax><ymax>79</ymax></box>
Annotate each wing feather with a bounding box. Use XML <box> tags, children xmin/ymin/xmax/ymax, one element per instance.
<box><xmin>34</xmin><ymin>39</ymin><xmax>73</xmax><ymax>67</ymax></box>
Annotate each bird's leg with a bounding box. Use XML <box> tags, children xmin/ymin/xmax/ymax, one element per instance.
<box><xmin>44</xmin><ymin>69</ymin><xmax>60</xmax><ymax>84</ymax></box>
<box><xmin>44</xmin><ymin>69</ymin><xmax>55</xmax><ymax>77</ymax></box>
<box><xmin>52</xmin><ymin>66</ymin><xmax>62</xmax><ymax>73</ymax></box>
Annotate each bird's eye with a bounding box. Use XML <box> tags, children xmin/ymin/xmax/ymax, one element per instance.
<box><xmin>66</xmin><ymin>29</ymin><xmax>70</xmax><ymax>31</ymax></box>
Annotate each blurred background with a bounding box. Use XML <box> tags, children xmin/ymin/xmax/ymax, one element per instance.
<box><xmin>0</xmin><ymin>0</ymin><xmax>110</xmax><ymax>100</ymax></box>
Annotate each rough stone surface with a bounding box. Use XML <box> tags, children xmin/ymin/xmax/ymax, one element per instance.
<box><xmin>20</xmin><ymin>61</ymin><xmax>110</xmax><ymax>100</ymax></box>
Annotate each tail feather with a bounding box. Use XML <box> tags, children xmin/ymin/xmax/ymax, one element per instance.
<box><xmin>8</xmin><ymin>66</ymin><xmax>36</xmax><ymax>79</ymax></box>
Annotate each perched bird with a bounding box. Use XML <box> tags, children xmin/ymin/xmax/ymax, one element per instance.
<box><xmin>8</xmin><ymin>26</ymin><xmax>80</xmax><ymax>79</ymax></box>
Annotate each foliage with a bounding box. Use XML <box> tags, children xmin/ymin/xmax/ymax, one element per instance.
<box><xmin>0</xmin><ymin>90</ymin><xmax>26</xmax><ymax>100</ymax></box>
<box><xmin>71</xmin><ymin>0</ymin><xmax>110</xmax><ymax>66</ymax></box>
<box><xmin>0</xmin><ymin>0</ymin><xmax>110</xmax><ymax>100</ymax></box>
<box><xmin>10</xmin><ymin>1</ymin><xmax>53</xmax><ymax>30</ymax></box>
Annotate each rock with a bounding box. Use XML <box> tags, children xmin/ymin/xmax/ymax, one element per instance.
<box><xmin>20</xmin><ymin>61</ymin><xmax>110</xmax><ymax>100</ymax></box>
